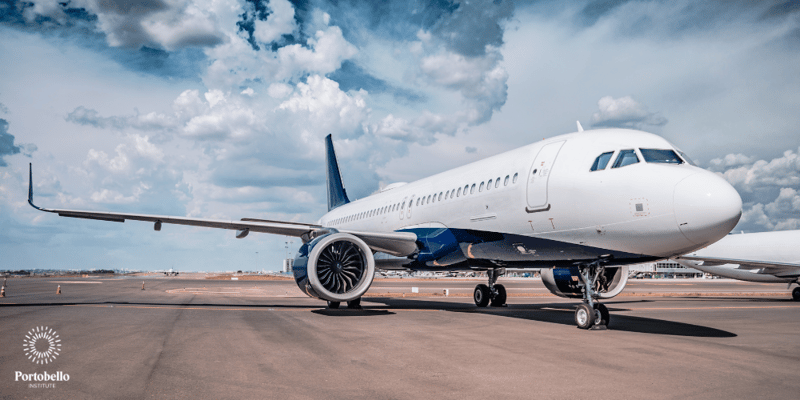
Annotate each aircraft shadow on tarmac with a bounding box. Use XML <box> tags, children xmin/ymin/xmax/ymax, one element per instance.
<box><xmin>1</xmin><ymin>298</ymin><xmax>737</xmax><ymax>337</ymax></box>
<box><xmin>362</xmin><ymin>297</ymin><xmax>738</xmax><ymax>338</ymax></box>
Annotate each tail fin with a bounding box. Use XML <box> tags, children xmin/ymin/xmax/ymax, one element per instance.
<box><xmin>325</xmin><ymin>134</ymin><xmax>350</xmax><ymax>211</ymax></box>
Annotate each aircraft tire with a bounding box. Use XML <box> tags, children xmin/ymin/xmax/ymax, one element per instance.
<box><xmin>595</xmin><ymin>303</ymin><xmax>610</xmax><ymax>327</ymax></box>
<box><xmin>792</xmin><ymin>287</ymin><xmax>800</xmax><ymax>301</ymax></box>
<box><xmin>327</xmin><ymin>301</ymin><xmax>341</xmax><ymax>309</ymax></box>
<box><xmin>490</xmin><ymin>284</ymin><xmax>507</xmax><ymax>307</ymax></box>
<box><xmin>474</xmin><ymin>284</ymin><xmax>490</xmax><ymax>307</ymax></box>
<box><xmin>347</xmin><ymin>298</ymin><xmax>362</xmax><ymax>309</ymax></box>
<box><xmin>575</xmin><ymin>303</ymin><xmax>596</xmax><ymax>329</ymax></box>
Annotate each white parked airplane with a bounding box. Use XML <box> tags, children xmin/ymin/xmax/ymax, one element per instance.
<box><xmin>675</xmin><ymin>230</ymin><xmax>800</xmax><ymax>300</ymax></box>
<box><xmin>28</xmin><ymin>127</ymin><xmax>743</xmax><ymax>329</ymax></box>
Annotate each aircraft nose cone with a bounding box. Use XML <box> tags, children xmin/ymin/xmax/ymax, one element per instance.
<box><xmin>674</xmin><ymin>172</ymin><xmax>742</xmax><ymax>246</ymax></box>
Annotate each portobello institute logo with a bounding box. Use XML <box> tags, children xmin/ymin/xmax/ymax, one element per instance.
<box><xmin>23</xmin><ymin>326</ymin><xmax>61</xmax><ymax>365</ymax></box>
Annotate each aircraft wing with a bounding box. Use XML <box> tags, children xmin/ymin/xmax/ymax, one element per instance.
<box><xmin>28</xmin><ymin>164</ymin><xmax>418</xmax><ymax>257</ymax></box>
<box><xmin>675</xmin><ymin>255</ymin><xmax>800</xmax><ymax>278</ymax></box>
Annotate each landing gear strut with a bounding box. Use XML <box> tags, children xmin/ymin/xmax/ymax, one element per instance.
<box><xmin>474</xmin><ymin>268</ymin><xmax>506</xmax><ymax>307</ymax></box>
<box><xmin>575</xmin><ymin>259</ymin><xmax>611</xmax><ymax>330</ymax></box>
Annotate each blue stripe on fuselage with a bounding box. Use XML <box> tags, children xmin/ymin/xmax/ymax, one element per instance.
<box><xmin>394</xmin><ymin>227</ymin><xmax>658</xmax><ymax>271</ymax></box>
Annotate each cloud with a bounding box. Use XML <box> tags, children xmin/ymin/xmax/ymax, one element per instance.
<box><xmin>590</xmin><ymin>96</ymin><xmax>668</xmax><ymax>129</ymax></box>
<box><xmin>708</xmin><ymin>153</ymin><xmax>755</xmax><ymax>171</ymax></box>
<box><xmin>20</xmin><ymin>0</ymin><xmax>227</xmax><ymax>51</ymax></box>
<box><xmin>429</xmin><ymin>0</ymin><xmax>515</xmax><ymax>57</ymax></box>
<box><xmin>714</xmin><ymin>147</ymin><xmax>800</xmax><ymax>232</ymax></box>
<box><xmin>0</xmin><ymin>118</ymin><xmax>22</xmax><ymax>167</ymax></box>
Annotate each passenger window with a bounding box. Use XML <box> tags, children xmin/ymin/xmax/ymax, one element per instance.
<box><xmin>512</xmin><ymin>173</ymin><xmax>518</xmax><ymax>183</ymax></box>
<box><xmin>487</xmin><ymin>179</ymin><xmax>492</xmax><ymax>190</ymax></box>
<box><xmin>438</xmin><ymin>192</ymin><xmax>442</xmax><ymax>201</ymax></box>
<box><xmin>427</xmin><ymin>195</ymin><xmax>431</xmax><ymax>203</ymax></box>
<box><xmin>590</xmin><ymin>151</ymin><xmax>614</xmax><ymax>171</ymax></box>
<box><xmin>612</xmin><ymin>149</ymin><xmax>639</xmax><ymax>168</ymax></box>
<box><xmin>416</xmin><ymin>198</ymin><xmax>420</xmax><ymax>206</ymax></box>
<box><xmin>470</xmin><ymin>184</ymin><xmax>476</xmax><ymax>194</ymax></box>
<box><xmin>479</xmin><ymin>182</ymin><xmax>485</xmax><ymax>192</ymax></box>
<box><xmin>640</xmin><ymin>148</ymin><xmax>683</xmax><ymax>164</ymax></box>
<box><xmin>451</xmin><ymin>189</ymin><xmax>456</xmax><ymax>198</ymax></box>
<box><xmin>495</xmin><ymin>178</ymin><xmax>500</xmax><ymax>188</ymax></box>
<box><xmin>445</xmin><ymin>191</ymin><xmax>449</xmax><ymax>200</ymax></box>
<box><xmin>504</xmin><ymin>175</ymin><xmax>509</xmax><ymax>186</ymax></box>
<box><xmin>457</xmin><ymin>187</ymin><xmax>462</xmax><ymax>197</ymax></box>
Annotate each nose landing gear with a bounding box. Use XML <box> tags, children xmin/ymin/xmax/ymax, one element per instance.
<box><xmin>473</xmin><ymin>268</ymin><xmax>507</xmax><ymax>307</ymax></box>
<box><xmin>575</xmin><ymin>259</ymin><xmax>611</xmax><ymax>330</ymax></box>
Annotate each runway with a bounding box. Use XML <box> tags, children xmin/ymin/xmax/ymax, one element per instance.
<box><xmin>2</xmin><ymin>277</ymin><xmax>799</xmax><ymax>399</ymax></box>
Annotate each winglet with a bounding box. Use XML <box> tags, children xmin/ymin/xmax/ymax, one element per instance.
<box><xmin>28</xmin><ymin>163</ymin><xmax>41</xmax><ymax>210</ymax></box>
<box><xmin>325</xmin><ymin>134</ymin><xmax>350</xmax><ymax>211</ymax></box>
<box><xmin>576</xmin><ymin>121</ymin><xmax>584</xmax><ymax>132</ymax></box>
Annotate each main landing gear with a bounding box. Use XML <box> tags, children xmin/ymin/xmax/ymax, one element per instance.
<box><xmin>474</xmin><ymin>268</ymin><xmax>507</xmax><ymax>308</ymax></box>
<box><xmin>791</xmin><ymin>285</ymin><xmax>800</xmax><ymax>301</ymax></box>
<box><xmin>575</xmin><ymin>259</ymin><xmax>611</xmax><ymax>330</ymax></box>
<box><xmin>327</xmin><ymin>298</ymin><xmax>362</xmax><ymax>309</ymax></box>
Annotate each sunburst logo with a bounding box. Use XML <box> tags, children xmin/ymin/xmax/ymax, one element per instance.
<box><xmin>23</xmin><ymin>326</ymin><xmax>61</xmax><ymax>365</ymax></box>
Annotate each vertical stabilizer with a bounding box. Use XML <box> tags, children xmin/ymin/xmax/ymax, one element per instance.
<box><xmin>325</xmin><ymin>134</ymin><xmax>350</xmax><ymax>211</ymax></box>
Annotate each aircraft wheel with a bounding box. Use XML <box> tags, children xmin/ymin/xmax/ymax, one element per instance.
<box><xmin>595</xmin><ymin>303</ymin><xmax>610</xmax><ymax>327</ymax></box>
<box><xmin>327</xmin><ymin>301</ymin><xmax>340</xmax><ymax>309</ymax></box>
<box><xmin>792</xmin><ymin>287</ymin><xmax>800</xmax><ymax>301</ymax></box>
<box><xmin>347</xmin><ymin>298</ymin><xmax>362</xmax><ymax>309</ymax></box>
<box><xmin>575</xmin><ymin>303</ymin><xmax>596</xmax><ymax>329</ymax></box>
<box><xmin>474</xmin><ymin>284</ymin><xmax>490</xmax><ymax>307</ymax></box>
<box><xmin>490</xmin><ymin>284</ymin><xmax>507</xmax><ymax>307</ymax></box>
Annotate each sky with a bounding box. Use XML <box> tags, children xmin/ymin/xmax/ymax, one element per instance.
<box><xmin>1</xmin><ymin>0</ymin><xmax>799</xmax><ymax>272</ymax></box>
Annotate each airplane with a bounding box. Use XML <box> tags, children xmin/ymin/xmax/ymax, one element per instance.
<box><xmin>675</xmin><ymin>230</ymin><xmax>800</xmax><ymax>300</ymax></box>
<box><xmin>27</xmin><ymin>126</ymin><xmax>743</xmax><ymax>329</ymax></box>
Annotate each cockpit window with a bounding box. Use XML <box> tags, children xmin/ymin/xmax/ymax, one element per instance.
<box><xmin>612</xmin><ymin>149</ymin><xmax>639</xmax><ymax>168</ymax></box>
<box><xmin>676</xmin><ymin>149</ymin><xmax>696</xmax><ymax>166</ymax></box>
<box><xmin>640</xmin><ymin>148</ymin><xmax>683</xmax><ymax>164</ymax></box>
<box><xmin>590</xmin><ymin>152</ymin><xmax>614</xmax><ymax>171</ymax></box>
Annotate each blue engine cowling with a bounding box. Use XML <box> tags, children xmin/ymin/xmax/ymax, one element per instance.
<box><xmin>293</xmin><ymin>232</ymin><xmax>375</xmax><ymax>302</ymax></box>
<box><xmin>540</xmin><ymin>266</ymin><xmax>629</xmax><ymax>299</ymax></box>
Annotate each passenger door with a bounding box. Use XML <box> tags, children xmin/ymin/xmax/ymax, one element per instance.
<box><xmin>526</xmin><ymin>140</ymin><xmax>565</xmax><ymax>212</ymax></box>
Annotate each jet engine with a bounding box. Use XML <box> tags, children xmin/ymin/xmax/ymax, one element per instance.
<box><xmin>540</xmin><ymin>266</ymin><xmax>629</xmax><ymax>299</ymax></box>
<box><xmin>292</xmin><ymin>232</ymin><xmax>375</xmax><ymax>302</ymax></box>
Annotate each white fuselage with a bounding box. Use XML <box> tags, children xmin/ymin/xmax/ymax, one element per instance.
<box><xmin>679</xmin><ymin>230</ymin><xmax>800</xmax><ymax>282</ymax></box>
<box><xmin>317</xmin><ymin>129</ymin><xmax>741</xmax><ymax>268</ymax></box>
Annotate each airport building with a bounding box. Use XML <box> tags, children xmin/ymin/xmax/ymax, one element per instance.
<box><xmin>629</xmin><ymin>260</ymin><xmax>704</xmax><ymax>278</ymax></box>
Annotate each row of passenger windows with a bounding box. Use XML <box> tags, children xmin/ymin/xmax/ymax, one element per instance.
<box><xmin>590</xmin><ymin>148</ymin><xmax>686</xmax><ymax>172</ymax></box>
<box><xmin>328</xmin><ymin>172</ymin><xmax>520</xmax><ymax>226</ymax></box>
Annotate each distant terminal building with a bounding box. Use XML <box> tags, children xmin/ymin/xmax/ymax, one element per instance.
<box><xmin>629</xmin><ymin>260</ymin><xmax>703</xmax><ymax>278</ymax></box>
<box><xmin>282</xmin><ymin>259</ymin><xmax>293</xmax><ymax>273</ymax></box>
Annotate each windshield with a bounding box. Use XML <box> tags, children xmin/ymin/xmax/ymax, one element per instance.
<box><xmin>612</xmin><ymin>149</ymin><xmax>639</xmax><ymax>168</ymax></box>
<box><xmin>640</xmin><ymin>149</ymin><xmax>683</xmax><ymax>164</ymax></box>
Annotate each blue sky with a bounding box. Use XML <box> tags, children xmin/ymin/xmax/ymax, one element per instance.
<box><xmin>1</xmin><ymin>0</ymin><xmax>799</xmax><ymax>271</ymax></box>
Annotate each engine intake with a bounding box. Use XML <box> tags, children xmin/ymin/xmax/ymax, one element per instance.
<box><xmin>540</xmin><ymin>266</ymin><xmax>628</xmax><ymax>299</ymax></box>
<box><xmin>292</xmin><ymin>232</ymin><xmax>375</xmax><ymax>302</ymax></box>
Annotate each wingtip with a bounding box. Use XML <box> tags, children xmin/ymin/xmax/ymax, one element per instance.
<box><xmin>28</xmin><ymin>162</ymin><xmax>38</xmax><ymax>209</ymax></box>
<box><xmin>576</xmin><ymin>121</ymin><xmax>584</xmax><ymax>132</ymax></box>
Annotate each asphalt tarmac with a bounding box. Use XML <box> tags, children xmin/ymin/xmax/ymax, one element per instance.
<box><xmin>2</xmin><ymin>276</ymin><xmax>799</xmax><ymax>399</ymax></box>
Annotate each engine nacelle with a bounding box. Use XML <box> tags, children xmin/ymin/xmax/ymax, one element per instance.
<box><xmin>292</xmin><ymin>232</ymin><xmax>375</xmax><ymax>302</ymax></box>
<box><xmin>540</xmin><ymin>266</ymin><xmax>629</xmax><ymax>299</ymax></box>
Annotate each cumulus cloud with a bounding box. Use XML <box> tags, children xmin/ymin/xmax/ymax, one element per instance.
<box><xmin>21</xmin><ymin>0</ymin><xmax>226</xmax><ymax>51</ymax></box>
<box><xmin>715</xmin><ymin>147</ymin><xmax>800</xmax><ymax>232</ymax></box>
<box><xmin>590</xmin><ymin>96</ymin><xmax>668</xmax><ymax>129</ymax></box>
<box><xmin>708</xmin><ymin>153</ymin><xmax>755</xmax><ymax>171</ymax></box>
<box><xmin>0</xmin><ymin>118</ymin><xmax>21</xmax><ymax>167</ymax></box>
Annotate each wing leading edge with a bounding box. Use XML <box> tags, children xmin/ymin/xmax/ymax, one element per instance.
<box><xmin>28</xmin><ymin>164</ymin><xmax>418</xmax><ymax>257</ymax></box>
